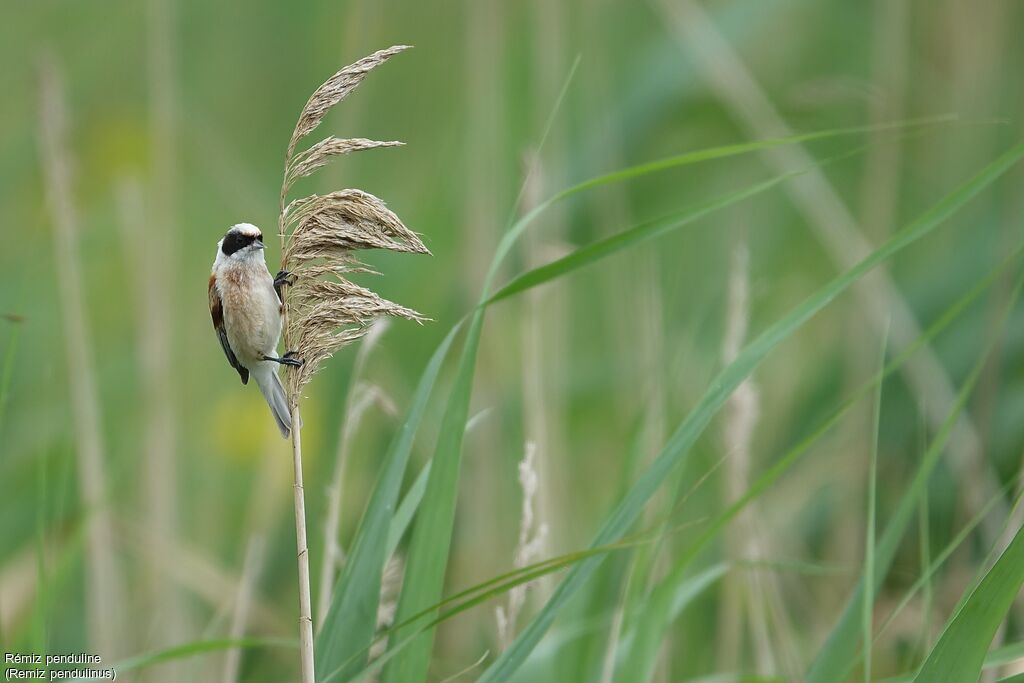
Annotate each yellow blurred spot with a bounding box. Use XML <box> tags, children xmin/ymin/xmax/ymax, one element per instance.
<box><xmin>207</xmin><ymin>385</ymin><xmax>326</xmax><ymax>463</ymax></box>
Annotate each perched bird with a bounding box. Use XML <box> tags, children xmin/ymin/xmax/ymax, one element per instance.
<box><xmin>209</xmin><ymin>223</ymin><xmax>301</xmax><ymax>437</ymax></box>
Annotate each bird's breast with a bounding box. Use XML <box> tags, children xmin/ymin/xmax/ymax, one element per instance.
<box><xmin>216</xmin><ymin>263</ymin><xmax>282</xmax><ymax>365</ymax></box>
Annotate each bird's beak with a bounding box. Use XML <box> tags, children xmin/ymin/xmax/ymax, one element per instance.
<box><xmin>254</xmin><ymin>240</ymin><xmax>266</xmax><ymax>250</ymax></box>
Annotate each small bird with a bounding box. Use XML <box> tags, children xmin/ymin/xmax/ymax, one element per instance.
<box><xmin>209</xmin><ymin>223</ymin><xmax>301</xmax><ymax>437</ymax></box>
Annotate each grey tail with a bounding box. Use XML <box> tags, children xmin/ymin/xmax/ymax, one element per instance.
<box><xmin>254</xmin><ymin>365</ymin><xmax>291</xmax><ymax>438</ymax></box>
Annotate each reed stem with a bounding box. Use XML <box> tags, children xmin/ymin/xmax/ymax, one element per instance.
<box><xmin>290</xmin><ymin>404</ymin><xmax>316</xmax><ymax>683</ymax></box>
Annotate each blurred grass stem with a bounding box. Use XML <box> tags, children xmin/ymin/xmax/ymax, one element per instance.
<box><xmin>222</xmin><ymin>536</ymin><xmax>266</xmax><ymax>683</ymax></box>
<box><xmin>37</xmin><ymin>55</ymin><xmax>125</xmax><ymax>658</ymax></box>
<box><xmin>144</xmin><ymin>0</ymin><xmax>186</xmax><ymax>670</ymax></box>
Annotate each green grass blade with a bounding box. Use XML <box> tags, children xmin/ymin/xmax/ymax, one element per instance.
<box><xmin>478</xmin><ymin>143</ymin><xmax>1024</xmax><ymax>683</ymax></box>
<box><xmin>550</xmin><ymin>116</ymin><xmax>953</xmax><ymax>201</ymax></box>
<box><xmin>387</xmin><ymin>457</ymin><xmax>431</xmax><ymax>558</ymax></box>
<box><xmin>380</xmin><ymin>306</ymin><xmax>486</xmax><ymax>683</ymax></box>
<box><xmin>986</xmin><ymin>637</ymin><xmax>1024</xmax><ymax>667</ymax></box>
<box><xmin>806</xmin><ymin>268</ymin><xmax>1024</xmax><ymax>683</ymax></box>
<box><xmin>487</xmin><ymin>172</ymin><xmax>799</xmax><ymax>304</ymax></box>
<box><xmin>863</xmin><ymin>330</ymin><xmax>886</xmax><ymax>683</ymax></box>
<box><xmin>384</xmin><ymin>532</ymin><xmax>660</xmax><ymax>640</ymax></box>
<box><xmin>385</xmin><ymin>409</ymin><xmax>492</xmax><ymax>558</ymax></box>
<box><xmin>614</xmin><ymin>564</ymin><xmax>729</xmax><ymax>666</ymax></box>
<box><xmin>878</xmin><ymin>640</ymin><xmax>1024</xmax><ymax>683</ymax></box>
<box><xmin>520</xmin><ymin>563</ymin><xmax>728</xmax><ymax>678</ymax></box>
<box><xmin>315</xmin><ymin>323</ymin><xmax>461</xmax><ymax>681</ymax></box>
<box><xmin>485</xmin><ymin>119</ymin><xmax>952</xmax><ymax>293</ymax></box>
<box><xmin>913</xmin><ymin>523</ymin><xmax>1024</xmax><ymax>681</ymax></box>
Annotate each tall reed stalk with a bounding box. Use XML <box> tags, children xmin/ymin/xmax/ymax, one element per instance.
<box><xmin>274</xmin><ymin>45</ymin><xmax>428</xmax><ymax>683</ymax></box>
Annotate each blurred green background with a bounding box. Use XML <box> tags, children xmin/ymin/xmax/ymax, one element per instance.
<box><xmin>2</xmin><ymin>0</ymin><xmax>1024</xmax><ymax>681</ymax></box>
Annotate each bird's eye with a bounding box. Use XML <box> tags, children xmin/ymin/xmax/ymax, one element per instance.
<box><xmin>256</xmin><ymin>233</ymin><xmax>263</xmax><ymax>242</ymax></box>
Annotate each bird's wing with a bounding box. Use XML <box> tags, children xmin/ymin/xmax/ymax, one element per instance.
<box><xmin>209</xmin><ymin>274</ymin><xmax>249</xmax><ymax>385</ymax></box>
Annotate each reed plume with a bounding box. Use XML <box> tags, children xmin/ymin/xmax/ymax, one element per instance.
<box><xmin>279</xmin><ymin>45</ymin><xmax>427</xmax><ymax>398</ymax></box>
<box><xmin>495</xmin><ymin>442</ymin><xmax>549</xmax><ymax>651</ymax></box>
<box><xmin>274</xmin><ymin>45</ymin><xmax>428</xmax><ymax>683</ymax></box>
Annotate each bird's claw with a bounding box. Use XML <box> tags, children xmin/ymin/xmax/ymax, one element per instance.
<box><xmin>281</xmin><ymin>351</ymin><xmax>304</xmax><ymax>367</ymax></box>
<box><xmin>274</xmin><ymin>270</ymin><xmax>296</xmax><ymax>288</ymax></box>
<box><xmin>262</xmin><ymin>352</ymin><xmax>304</xmax><ymax>367</ymax></box>
<box><xmin>274</xmin><ymin>270</ymin><xmax>296</xmax><ymax>301</ymax></box>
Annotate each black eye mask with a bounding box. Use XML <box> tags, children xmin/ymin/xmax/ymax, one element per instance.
<box><xmin>221</xmin><ymin>231</ymin><xmax>256</xmax><ymax>256</ymax></box>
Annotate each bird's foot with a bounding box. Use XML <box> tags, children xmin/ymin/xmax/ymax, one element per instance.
<box><xmin>274</xmin><ymin>270</ymin><xmax>296</xmax><ymax>301</ymax></box>
<box><xmin>263</xmin><ymin>352</ymin><xmax>304</xmax><ymax>367</ymax></box>
<box><xmin>274</xmin><ymin>270</ymin><xmax>296</xmax><ymax>288</ymax></box>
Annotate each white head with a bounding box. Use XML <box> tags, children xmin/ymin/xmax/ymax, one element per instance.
<box><xmin>214</xmin><ymin>223</ymin><xmax>266</xmax><ymax>268</ymax></box>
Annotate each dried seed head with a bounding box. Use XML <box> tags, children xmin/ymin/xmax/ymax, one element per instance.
<box><xmin>288</xmin><ymin>45</ymin><xmax>411</xmax><ymax>154</ymax></box>
<box><xmin>277</xmin><ymin>46</ymin><xmax>428</xmax><ymax>401</ymax></box>
<box><xmin>286</xmin><ymin>190</ymin><xmax>429</xmax><ymax>258</ymax></box>
<box><xmin>285</xmin><ymin>137</ymin><xmax>404</xmax><ymax>192</ymax></box>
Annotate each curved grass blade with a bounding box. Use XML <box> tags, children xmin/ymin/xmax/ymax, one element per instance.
<box><xmin>806</xmin><ymin>269</ymin><xmax>1024</xmax><ymax>683</ymax></box>
<box><xmin>385</xmin><ymin>530</ymin><xmax>665</xmax><ymax>639</ymax></box>
<box><xmin>484</xmin><ymin>118</ymin><xmax>953</xmax><ymax>298</ymax></box>
<box><xmin>878</xmin><ymin>640</ymin><xmax>1024</xmax><ymax>683</ymax></box>
<box><xmin>516</xmin><ymin>563</ymin><xmax>728</xmax><ymax>679</ymax></box>
<box><xmin>488</xmin><ymin>173</ymin><xmax>795</xmax><ymax>305</ymax></box>
<box><xmin>322</xmin><ymin>536</ymin><xmax>649</xmax><ymax>683</ymax></box>
<box><xmin>487</xmin><ymin>140</ymin><xmax>897</xmax><ymax>305</ymax></box>
<box><xmin>551</xmin><ymin>116</ymin><xmax>953</xmax><ymax>200</ymax></box>
<box><xmin>315</xmin><ymin>323</ymin><xmax>461</xmax><ymax>681</ymax></box>
<box><xmin>386</xmin><ymin>456</ymin><xmax>431</xmax><ymax>558</ymax></box>
<box><xmin>385</xmin><ymin>409</ymin><xmax>492</xmax><ymax>558</ymax></box>
<box><xmin>913</xmin><ymin>519</ymin><xmax>1024</xmax><ymax>680</ymax></box>
<box><xmin>477</xmin><ymin>143</ymin><xmax>1024</xmax><ymax>683</ymax></box>
<box><xmin>613</xmin><ymin>563</ymin><xmax>728</xmax><ymax>669</ymax></box>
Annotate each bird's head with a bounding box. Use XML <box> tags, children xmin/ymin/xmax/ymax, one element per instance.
<box><xmin>217</xmin><ymin>223</ymin><xmax>266</xmax><ymax>264</ymax></box>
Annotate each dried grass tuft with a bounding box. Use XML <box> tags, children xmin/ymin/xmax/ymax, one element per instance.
<box><xmin>277</xmin><ymin>45</ymin><xmax>427</xmax><ymax>400</ymax></box>
<box><xmin>286</xmin><ymin>137</ymin><xmax>404</xmax><ymax>190</ymax></box>
<box><xmin>286</xmin><ymin>189</ymin><xmax>429</xmax><ymax>258</ymax></box>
